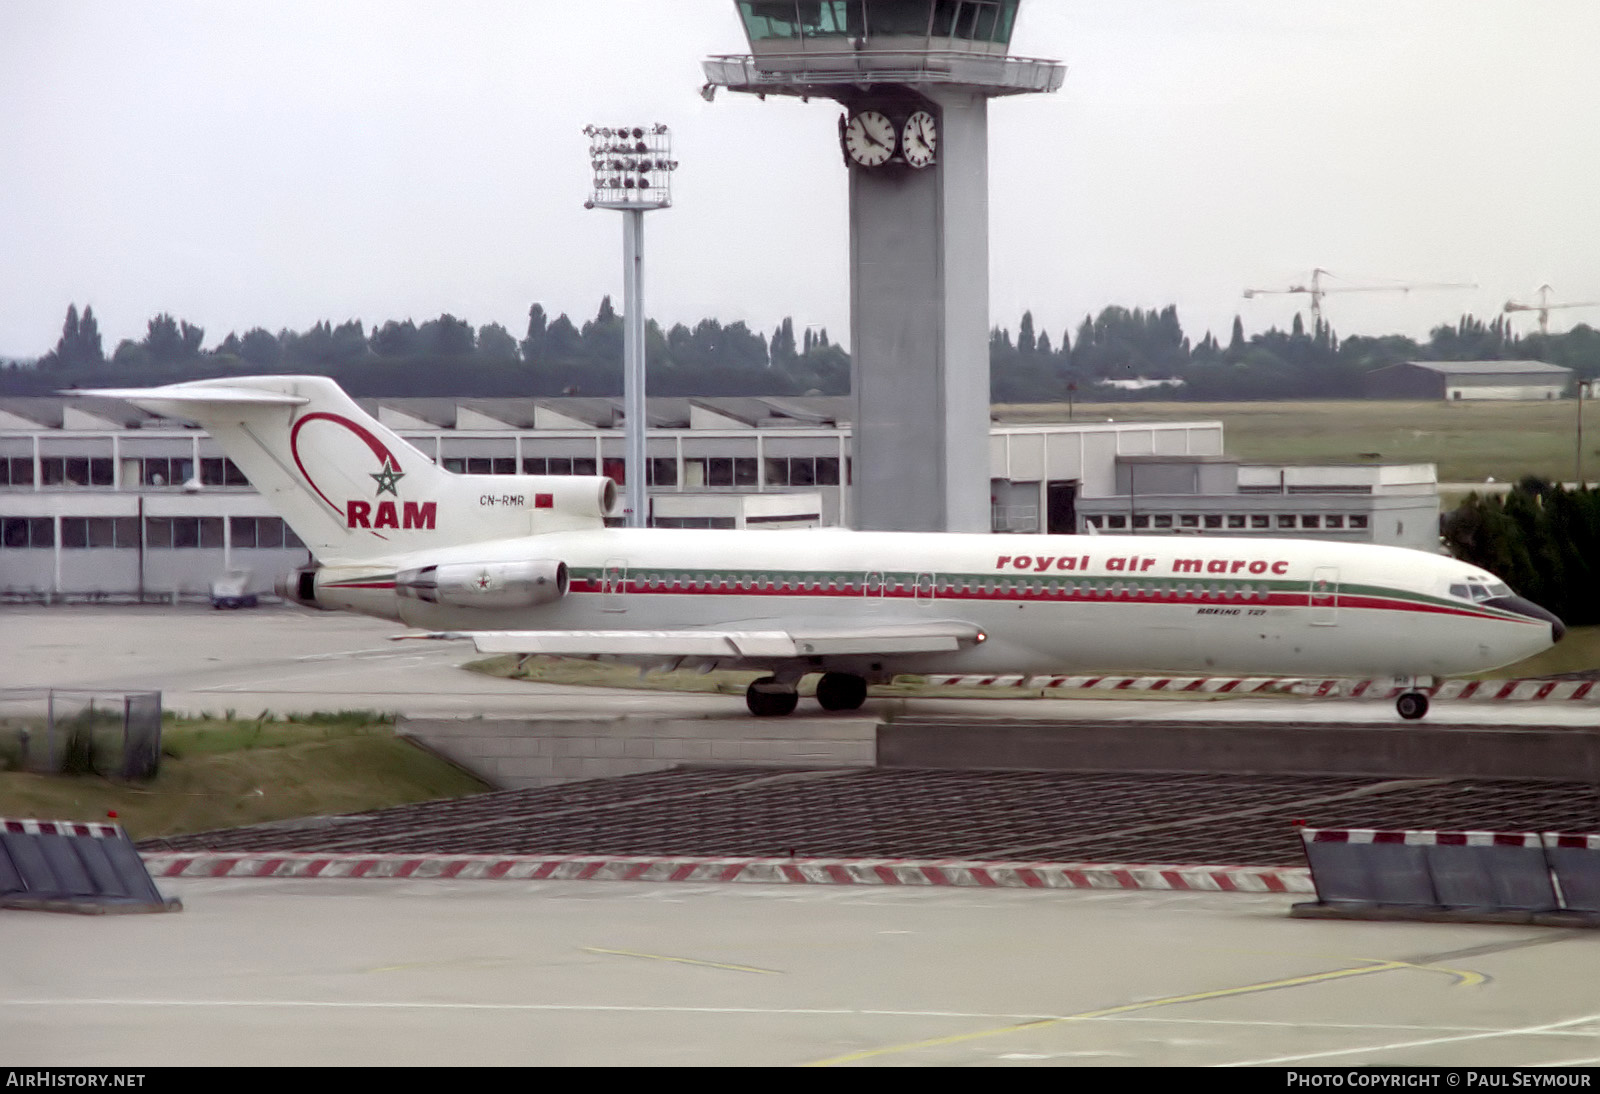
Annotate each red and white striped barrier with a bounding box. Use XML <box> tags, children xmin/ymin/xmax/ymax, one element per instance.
<box><xmin>923</xmin><ymin>674</ymin><xmax>1600</xmax><ymax>702</ymax></box>
<box><xmin>2</xmin><ymin>818</ymin><xmax>121</xmax><ymax>839</ymax></box>
<box><xmin>1299</xmin><ymin>827</ymin><xmax>1542</xmax><ymax>847</ymax></box>
<box><xmin>140</xmin><ymin>851</ymin><xmax>1313</xmax><ymax>894</ymax></box>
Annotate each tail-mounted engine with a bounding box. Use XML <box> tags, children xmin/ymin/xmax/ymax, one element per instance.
<box><xmin>275</xmin><ymin>566</ymin><xmax>333</xmax><ymax>610</ymax></box>
<box><xmin>396</xmin><ymin>560</ymin><xmax>568</xmax><ymax>609</ymax></box>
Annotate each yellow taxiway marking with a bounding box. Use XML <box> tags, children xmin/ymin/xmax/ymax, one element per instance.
<box><xmin>582</xmin><ymin>947</ymin><xmax>781</xmax><ymax>976</ymax></box>
<box><xmin>806</xmin><ymin>959</ymin><xmax>1468</xmax><ymax>1067</ymax></box>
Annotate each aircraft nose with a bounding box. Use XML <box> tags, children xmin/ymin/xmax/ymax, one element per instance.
<box><xmin>1488</xmin><ymin>595</ymin><xmax>1565</xmax><ymax>644</ymax></box>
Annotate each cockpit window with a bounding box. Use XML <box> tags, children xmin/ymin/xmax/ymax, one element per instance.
<box><xmin>1454</xmin><ymin>580</ymin><xmax>1514</xmax><ymax>603</ymax></box>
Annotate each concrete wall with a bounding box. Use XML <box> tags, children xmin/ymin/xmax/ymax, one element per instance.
<box><xmin>399</xmin><ymin>714</ymin><xmax>878</xmax><ymax>789</ymax></box>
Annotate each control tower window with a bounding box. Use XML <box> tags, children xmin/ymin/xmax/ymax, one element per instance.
<box><xmin>796</xmin><ymin>1</ymin><xmax>856</xmax><ymax>37</ymax></box>
<box><xmin>739</xmin><ymin>2</ymin><xmax>800</xmax><ymax>40</ymax></box>
<box><xmin>932</xmin><ymin>0</ymin><xmax>1017</xmax><ymax>43</ymax></box>
<box><xmin>867</xmin><ymin>1</ymin><xmax>933</xmax><ymax>37</ymax></box>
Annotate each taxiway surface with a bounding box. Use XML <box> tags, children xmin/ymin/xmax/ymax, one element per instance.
<box><xmin>3</xmin><ymin>877</ymin><xmax>1598</xmax><ymax>1067</ymax></box>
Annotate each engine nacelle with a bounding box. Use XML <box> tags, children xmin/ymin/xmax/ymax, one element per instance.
<box><xmin>275</xmin><ymin>566</ymin><xmax>334</xmax><ymax>610</ymax></box>
<box><xmin>396</xmin><ymin>560</ymin><xmax>568</xmax><ymax>609</ymax></box>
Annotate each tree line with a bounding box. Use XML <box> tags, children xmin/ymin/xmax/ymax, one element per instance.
<box><xmin>1444</xmin><ymin>479</ymin><xmax>1600</xmax><ymax>625</ymax></box>
<box><xmin>9</xmin><ymin>298</ymin><xmax>1600</xmax><ymax>402</ymax></box>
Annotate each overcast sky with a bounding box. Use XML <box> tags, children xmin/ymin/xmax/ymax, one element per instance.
<box><xmin>3</xmin><ymin>1</ymin><xmax>1597</xmax><ymax>359</ymax></box>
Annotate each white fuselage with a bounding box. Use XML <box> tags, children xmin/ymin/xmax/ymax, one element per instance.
<box><xmin>314</xmin><ymin>528</ymin><xmax>1556</xmax><ymax>680</ymax></box>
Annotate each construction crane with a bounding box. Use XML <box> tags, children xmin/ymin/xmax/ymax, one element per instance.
<box><xmin>1502</xmin><ymin>285</ymin><xmax>1600</xmax><ymax>336</ymax></box>
<box><xmin>1243</xmin><ymin>268</ymin><xmax>1476</xmax><ymax>328</ymax></box>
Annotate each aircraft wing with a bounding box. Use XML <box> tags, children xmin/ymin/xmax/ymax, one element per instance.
<box><xmin>403</xmin><ymin>621</ymin><xmax>984</xmax><ymax>659</ymax></box>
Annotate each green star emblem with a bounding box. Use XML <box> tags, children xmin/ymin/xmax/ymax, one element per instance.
<box><xmin>371</xmin><ymin>458</ymin><xmax>405</xmax><ymax>496</ymax></box>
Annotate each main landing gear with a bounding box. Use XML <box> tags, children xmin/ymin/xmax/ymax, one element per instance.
<box><xmin>744</xmin><ymin>672</ymin><xmax>869</xmax><ymax>716</ymax></box>
<box><xmin>1396</xmin><ymin>690</ymin><xmax>1430</xmax><ymax>721</ymax></box>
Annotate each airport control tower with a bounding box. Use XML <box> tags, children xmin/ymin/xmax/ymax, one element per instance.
<box><xmin>704</xmin><ymin>2</ymin><xmax>1062</xmax><ymax>532</ymax></box>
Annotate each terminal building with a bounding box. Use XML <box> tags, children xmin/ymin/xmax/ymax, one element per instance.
<box><xmin>0</xmin><ymin>393</ymin><xmax>1439</xmax><ymax>600</ymax></box>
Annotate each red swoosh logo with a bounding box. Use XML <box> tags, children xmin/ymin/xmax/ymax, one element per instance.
<box><xmin>289</xmin><ymin>411</ymin><xmax>400</xmax><ymax>514</ymax></box>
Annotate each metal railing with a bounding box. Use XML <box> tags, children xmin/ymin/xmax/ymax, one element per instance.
<box><xmin>703</xmin><ymin>50</ymin><xmax>1065</xmax><ymax>94</ymax></box>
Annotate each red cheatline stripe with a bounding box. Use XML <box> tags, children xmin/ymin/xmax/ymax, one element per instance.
<box><xmin>873</xmin><ymin>865</ymin><xmax>902</xmax><ymax>884</ymax></box>
<box><xmin>1496</xmin><ymin>681</ymin><xmax>1521</xmax><ymax>699</ymax></box>
<box><xmin>922</xmin><ymin>866</ymin><xmax>949</xmax><ymax>885</ymax></box>
<box><xmin>717</xmin><ymin>863</ymin><xmax>745</xmax><ymax>882</ymax></box>
<box><xmin>781</xmin><ymin>864</ymin><xmax>808</xmax><ymax>883</ymax></box>
<box><xmin>1161</xmin><ymin>870</ymin><xmax>1189</xmax><ymax>890</ymax></box>
<box><xmin>970</xmin><ymin>868</ymin><xmax>998</xmax><ymax>887</ymax></box>
<box><xmin>1260</xmin><ymin>873</ymin><xmax>1286</xmax><ymax>893</ymax></box>
<box><xmin>1017</xmin><ymin>868</ymin><xmax>1045</xmax><ymax>888</ymax></box>
<box><xmin>438</xmin><ymin>860</ymin><xmax>468</xmax><ymax>878</ymax></box>
<box><xmin>1437</xmin><ymin>833</ymin><xmax>1467</xmax><ymax>845</ymax></box>
<box><xmin>1313</xmin><ymin>831</ymin><xmax>1350</xmax><ymax>842</ymax></box>
<box><xmin>1111</xmin><ymin>869</ymin><xmax>1136</xmax><ymax>889</ymax></box>
<box><xmin>1181</xmin><ymin>679</ymin><xmax>1205</xmax><ymax>691</ymax></box>
<box><xmin>208</xmin><ymin>857</ymin><xmax>238</xmax><ymax>877</ymax></box>
<box><xmin>486</xmin><ymin>860</ymin><xmax>515</xmax><ymax>879</ymax></box>
<box><xmin>1217</xmin><ymin>680</ymin><xmax>1241</xmax><ymax>693</ymax></box>
<box><xmin>621</xmin><ymin>862</ymin><xmax>651</xmax><ymax>881</ymax></box>
<box><xmin>1214</xmin><ymin>873</ymin><xmax>1238</xmax><ymax>892</ymax></box>
<box><xmin>825</xmin><ymin>864</ymin><xmax>853</xmax><ymax>884</ymax></box>
<box><xmin>531</xmin><ymin>860</ymin><xmax>561</xmax><ymax>880</ymax></box>
<box><xmin>1373</xmin><ymin>831</ymin><xmax>1406</xmax><ymax>844</ymax></box>
<box><xmin>1114</xmin><ymin>679</ymin><xmax>1136</xmax><ymax>690</ymax></box>
<box><xmin>669</xmin><ymin>863</ymin><xmax>697</xmax><ymax>882</ymax></box>
<box><xmin>574</xmin><ymin>862</ymin><xmax>605</xmax><ymax>880</ymax></box>
<box><xmin>1534</xmin><ymin>681</ymin><xmax>1558</xmax><ymax>699</ymax></box>
<box><xmin>1574</xmin><ymin>682</ymin><xmax>1596</xmax><ymax>700</ymax></box>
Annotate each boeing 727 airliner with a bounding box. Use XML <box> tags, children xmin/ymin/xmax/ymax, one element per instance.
<box><xmin>90</xmin><ymin>376</ymin><xmax>1565</xmax><ymax>719</ymax></box>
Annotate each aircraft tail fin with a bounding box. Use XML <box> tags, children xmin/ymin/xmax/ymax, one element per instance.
<box><xmin>83</xmin><ymin>376</ymin><xmax>614</xmax><ymax>563</ymax></box>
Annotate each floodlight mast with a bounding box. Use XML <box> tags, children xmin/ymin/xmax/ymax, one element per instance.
<box><xmin>583</xmin><ymin>124</ymin><xmax>678</xmax><ymax>528</ymax></box>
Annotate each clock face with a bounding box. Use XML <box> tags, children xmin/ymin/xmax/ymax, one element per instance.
<box><xmin>844</xmin><ymin>110</ymin><xmax>896</xmax><ymax>167</ymax></box>
<box><xmin>902</xmin><ymin>110</ymin><xmax>937</xmax><ymax>168</ymax></box>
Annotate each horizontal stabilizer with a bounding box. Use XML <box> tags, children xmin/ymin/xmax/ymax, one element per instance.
<box><xmin>75</xmin><ymin>385</ymin><xmax>309</xmax><ymax>409</ymax></box>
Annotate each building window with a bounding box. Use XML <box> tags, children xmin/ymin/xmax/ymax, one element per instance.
<box><xmin>132</xmin><ymin>457</ymin><xmax>193</xmax><ymax>487</ymax></box>
<box><xmin>1227</xmin><ymin>515</ymin><xmax>1245</xmax><ymax>529</ymax></box>
<box><xmin>1106</xmin><ymin>515</ymin><xmax>1127</xmax><ymax>529</ymax></box>
<box><xmin>707</xmin><ymin>458</ymin><xmax>734</xmax><ymax>486</ymax></box>
<box><xmin>200</xmin><ymin>457</ymin><xmax>250</xmax><ymax>487</ymax></box>
<box><xmin>1204</xmin><ymin>514</ymin><xmax>1222</xmax><ymax>529</ymax></box>
<box><xmin>1301</xmin><ymin>515</ymin><xmax>1321</xmax><ymax>529</ymax></box>
<box><xmin>0</xmin><ymin>517</ymin><xmax>53</xmax><ymax>548</ymax></box>
<box><xmin>1132</xmin><ymin>514</ymin><xmax>1149</xmax><ymax>529</ymax></box>
<box><xmin>1253</xmin><ymin>515</ymin><xmax>1271</xmax><ymax>529</ymax></box>
<box><xmin>648</xmin><ymin>458</ymin><xmax>677</xmax><ymax>486</ymax></box>
<box><xmin>1153</xmin><ymin>514</ymin><xmax>1172</xmax><ymax>529</ymax></box>
<box><xmin>231</xmin><ymin>516</ymin><xmax>300</xmax><ymax>549</ymax></box>
<box><xmin>0</xmin><ymin>457</ymin><xmax>36</xmax><ymax>486</ymax></box>
<box><xmin>144</xmin><ymin>517</ymin><xmax>225</xmax><ymax>549</ymax></box>
<box><xmin>38</xmin><ymin>457</ymin><xmax>115</xmax><ymax>487</ymax></box>
<box><xmin>1349</xmin><ymin>515</ymin><xmax>1369</xmax><ymax>530</ymax></box>
<box><xmin>735</xmin><ymin>458</ymin><xmax>758</xmax><ymax>486</ymax></box>
<box><xmin>1277</xmin><ymin>514</ymin><xmax>1295</xmax><ymax>528</ymax></box>
<box><xmin>1179</xmin><ymin>514</ymin><xmax>1198</xmax><ymax>528</ymax></box>
<box><xmin>1325</xmin><ymin>515</ymin><xmax>1344</xmax><ymax>529</ymax></box>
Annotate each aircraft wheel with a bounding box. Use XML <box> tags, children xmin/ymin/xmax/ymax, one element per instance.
<box><xmin>815</xmin><ymin>672</ymin><xmax>868</xmax><ymax>711</ymax></box>
<box><xmin>1396</xmin><ymin>691</ymin><xmax>1430</xmax><ymax>720</ymax></box>
<box><xmin>746</xmin><ymin>678</ymin><xmax>799</xmax><ymax>717</ymax></box>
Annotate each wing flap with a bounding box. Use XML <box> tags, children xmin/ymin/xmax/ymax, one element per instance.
<box><xmin>405</xmin><ymin>621</ymin><xmax>981</xmax><ymax>659</ymax></box>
